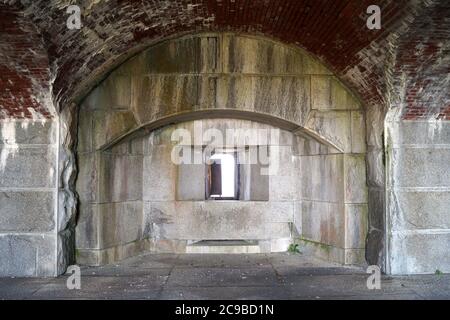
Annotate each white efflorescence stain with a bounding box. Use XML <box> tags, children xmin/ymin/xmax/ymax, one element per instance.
<box><xmin>428</xmin><ymin>117</ymin><xmax>443</xmax><ymax>142</ymax></box>
<box><xmin>0</xmin><ymin>120</ymin><xmax>19</xmax><ymax>173</ymax></box>
<box><xmin>1</xmin><ymin>118</ymin><xmax>49</xmax><ymax>173</ymax></box>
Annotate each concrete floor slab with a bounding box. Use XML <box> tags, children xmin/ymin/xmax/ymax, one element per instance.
<box><xmin>0</xmin><ymin>253</ymin><xmax>449</xmax><ymax>300</ymax></box>
<box><xmin>161</xmin><ymin>286</ymin><xmax>291</xmax><ymax>300</ymax></box>
<box><xmin>167</xmin><ymin>266</ymin><xmax>280</xmax><ymax>288</ymax></box>
<box><xmin>118</xmin><ymin>253</ymin><xmax>180</xmax><ymax>269</ymax></box>
<box><xmin>267</xmin><ymin>252</ymin><xmax>342</xmax><ymax>268</ymax></box>
<box><xmin>30</xmin><ymin>276</ymin><xmax>163</xmax><ymax>300</ymax></box>
<box><xmin>175</xmin><ymin>253</ymin><xmax>271</xmax><ymax>268</ymax></box>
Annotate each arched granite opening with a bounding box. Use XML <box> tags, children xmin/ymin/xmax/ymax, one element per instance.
<box><xmin>1</xmin><ymin>2</ymin><xmax>448</xmax><ymax>279</ymax></box>
<box><xmin>75</xmin><ymin>33</ymin><xmax>368</xmax><ymax>267</ymax></box>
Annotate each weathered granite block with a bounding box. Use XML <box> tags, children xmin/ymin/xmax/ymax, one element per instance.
<box><xmin>366</xmin><ymin>105</ymin><xmax>384</xmax><ymax>149</ymax></box>
<box><xmin>76</xmin><ymin>152</ymin><xmax>98</xmax><ymax>203</ymax></box>
<box><xmin>129</xmin><ymin>36</ymin><xmax>204</xmax><ymax>74</ymax></box>
<box><xmin>293</xmin><ymin>135</ymin><xmax>332</xmax><ymax>156</ymax></box>
<box><xmin>344</xmin><ymin>248</ymin><xmax>366</xmax><ymax>265</ymax></box>
<box><xmin>368</xmin><ymin>188</ymin><xmax>385</xmax><ymax>231</ymax></box>
<box><xmin>0</xmin><ymin>234</ymin><xmax>56</xmax><ymax>277</ymax></box>
<box><xmin>264</xmin><ymin>202</ymin><xmax>294</xmax><ymax>223</ymax></box>
<box><xmin>0</xmin><ymin>235</ymin><xmax>36</xmax><ymax>277</ymax></box>
<box><xmin>391</xmin><ymin>147</ymin><xmax>450</xmax><ymax>188</ymax></box>
<box><xmin>0</xmin><ymin>191</ymin><xmax>54</xmax><ymax>232</ymax></box>
<box><xmin>216</xmin><ymin>75</ymin><xmax>311</xmax><ymax>125</ymax></box>
<box><xmin>389</xmin><ymin>191</ymin><xmax>450</xmax><ymax>230</ymax></box>
<box><xmin>145</xmin><ymin>201</ymin><xmax>291</xmax><ymax>240</ymax></box>
<box><xmin>253</xmin><ymin>76</ymin><xmax>310</xmax><ymax>125</ymax></box>
<box><xmin>142</xmin><ymin>145</ymin><xmax>176</xmax><ymax>201</ymax></box>
<box><xmin>305</xmin><ymin>111</ymin><xmax>351</xmax><ymax>152</ymax></box>
<box><xmin>311</xmin><ymin>76</ymin><xmax>360</xmax><ymax>111</ymax></box>
<box><xmin>302</xmin><ymin>55</ymin><xmax>334</xmax><ymax>75</ymax></box>
<box><xmin>293</xmin><ymin>201</ymin><xmax>302</xmax><ymax>235</ymax></box>
<box><xmin>345</xmin><ymin>204</ymin><xmax>368</xmax><ymax>249</ymax></box>
<box><xmin>269</xmin><ymin>175</ymin><xmax>296</xmax><ymax>201</ymax></box>
<box><xmin>249</xmin><ymin>163</ymin><xmax>270</xmax><ymax>201</ymax></box>
<box><xmin>83</xmin><ymin>75</ymin><xmax>131</xmax><ymax>111</ymax></box>
<box><xmin>177</xmin><ymin>163</ymin><xmax>205</xmax><ymax>201</ymax></box>
<box><xmin>222</xmin><ymin>34</ymin><xmax>304</xmax><ymax>74</ymax></box>
<box><xmin>97</xmin><ymin>201</ymin><xmax>143</xmax><ymax>249</ymax></box>
<box><xmin>77</xmin><ymin>110</ymin><xmax>94</xmax><ymax>153</ymax></box>
<box><xmin>0</xmin><ymin>120</ymin><xmax>56</xmax><ymax>145</ymax></box>
<box><xmin>93</xmin><ymin>110</ymin><xmax>138</xmax><ymax>149</ymax></box>
<box><xmin>300</xmin><ymin>154</ymin><xmax>344</xmax><ymax>202</ymax></box>
<box><xmin>366</xmin><ymin>147</ymin><xmax>384</xmax><ymax>188</ymax></box>
<box><xmin>301</xmin><ymin>200</ymin><xmax>345</xmax><ymax>248</ymax></box>
<box><xmin>344</xmin><ymin>154</ymin><xmax>368</xmax><ymax>204</ymax></box>
<box><xmin>389</xmin><ymin>232</ymin><xmax>450</xmax><ymax>274</ymax></box>
<box><xmin>301</xmin><ymin>200</ymin><xmax>330</xmax><ymax>244</ymax></box>
<box><xmin>131</xmin><ymin>75</ymin><xmax>200</xmax><ymax>124</ymax></box>
<box><xmin>351</xmin><ymin>111</ymin><xmax>366</xmax><ymax>153</ymax></box>
<box><xmin>75</xmin><ymin>203</ymin><xmax>100</xmax><ymax>249</ymax></box>
<box><xmin>0</xmin><ymin>146</ymin><xmax>56</xmax><ymax>188</ymax></box>
<box><xmin>99</xmin><ymin>152</ymin><xmax>143</xmax><ymax>203</ymax></box>
<box><xmin>393</xmin><ymin>120</ymin><xmax>450</xmax><ymax>146</ymax></box>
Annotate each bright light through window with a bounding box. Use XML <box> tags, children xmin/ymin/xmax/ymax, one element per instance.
<box><xmin>210</xmin><ymin>153</ymin><xmax>235</xmax><ymax>198</ymax></box>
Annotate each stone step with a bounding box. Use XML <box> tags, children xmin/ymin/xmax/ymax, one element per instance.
<box><xmin>186</xmin><ymin>240</ymin><xmax>261</xmax><ymax>254</ymax></box>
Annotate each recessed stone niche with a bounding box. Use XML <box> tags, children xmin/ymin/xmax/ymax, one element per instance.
<box><xmin>75</xmin><ymin>33</ymin><xmax>367</xmax><ymax>266</ymax></box>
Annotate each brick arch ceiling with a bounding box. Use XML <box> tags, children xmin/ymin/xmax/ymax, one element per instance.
<box><xmin>0</xmin><ymin>0</ymin><xmax>449</xmax><ymax>120</ymax></box>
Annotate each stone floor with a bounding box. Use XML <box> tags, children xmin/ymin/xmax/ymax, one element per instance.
<box><xmin>1</xmin><ymin>253</ymin><xmax>449</xmax><ymax>300</ymax></box>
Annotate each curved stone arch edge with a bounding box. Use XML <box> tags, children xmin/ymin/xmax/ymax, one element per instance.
<box><xmin>97</xmin><ymin>109</ymin><xmax>345</xmax><ymax>153</ymax></box>
<box><xmin>69</xmin><ymin>31</ymin><xmax>365</xmax><ymax>114</ymax></box>
<box><xmin>65</xmin><ymin>32</ymin><xmax>373</xmax><ymax>274</ymax></box>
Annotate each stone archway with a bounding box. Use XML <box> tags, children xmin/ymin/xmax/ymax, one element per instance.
<box><xmin>1</xmin><ymin>2</ymin><xmax>448</xmax><ymax>279</ymax></box>
<box><xmin>74</xmin><ymin>33</ymin><xmax>369</xmax><ymax>267</ymax></box>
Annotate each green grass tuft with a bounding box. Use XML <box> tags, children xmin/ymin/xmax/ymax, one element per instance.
<box><xmin>287</xmin><ymin>243</ymin><xmax>301</xmax><ymax>254</ymax></box>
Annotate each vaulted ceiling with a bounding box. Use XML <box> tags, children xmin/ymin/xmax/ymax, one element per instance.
<box><xmin>1</xmin><ymin>0</ymin><xmax>449</xmax><ymax>120</ymax></box>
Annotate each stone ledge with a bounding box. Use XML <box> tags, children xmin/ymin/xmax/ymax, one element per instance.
<box><xmin>76</xmin><ymin>239</ymin><xmax>152</xmax><ymax>266</ymax></box>
<box><xmin>296</xmin><ymin>238</ymin><xmax>366</xmax><ymax>266</ymax></box>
